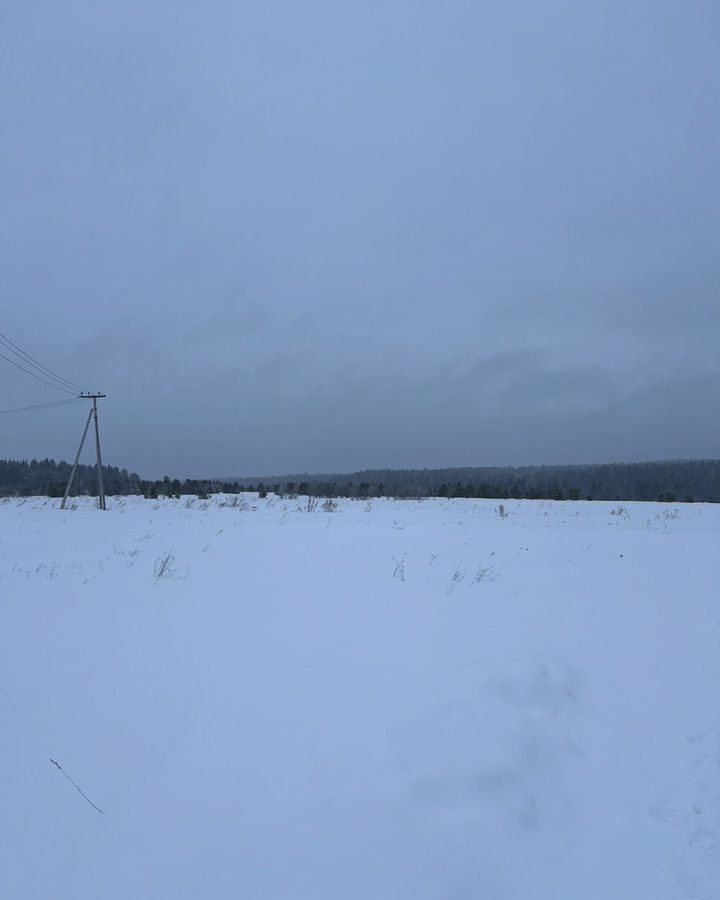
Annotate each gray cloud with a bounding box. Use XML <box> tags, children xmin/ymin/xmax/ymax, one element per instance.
<box><xmin>1</xmin><ymin>1</ymin><xmax>718</xmax><ymax>477</ymax></box>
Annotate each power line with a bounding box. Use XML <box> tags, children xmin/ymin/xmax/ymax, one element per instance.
<box><xmin>0</xmin><ymin>332</ymin><xmax>86</xmax><ymax>392</ymax></box>
<box><xmin>0</xmin><ymin>331</ymin><xmax>107</xmax><ymax>511</ymax></box>
<box><xmin>0</xmin><ymin>335</ymin><xmax>84</xmax><ymax>392</ymax></box>
<box><xmin>0</xmin><ymin>398</ymin><xmax>84</xmax><ymax>416</ymax></box>
<box><xmin>0</xmin><ymin>350</ymin><xmax>79</xmax><ymax>395</ymax></box>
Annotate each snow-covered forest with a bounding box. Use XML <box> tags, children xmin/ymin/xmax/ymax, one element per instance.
<box><xmin>2</xmin><ymin>458</ymin><xmax>720</xmax><ymax>502</ymax></box>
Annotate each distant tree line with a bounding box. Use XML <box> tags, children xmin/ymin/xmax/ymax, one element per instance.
<box><xmin>0</xmin><ymin>458</ymin><xmax>142</xmax><ymax>498</ymax></box>
<box><xmin>229</xmin><ymin>459</ymin><xmax>720</xmax><ymax>503</ymax></box>
<box><xmin>140</xmin><ymin>476</ymin><xmax>246</xmax><ymax>499</ymax></box>
<box><xmin>2</xmin><ymin>458</ymin><xmax>719</xmax><ymax>503</ymax></box>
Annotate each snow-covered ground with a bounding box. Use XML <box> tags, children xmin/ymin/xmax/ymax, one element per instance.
<box><xmin>1</xmin><ymin>494</ymin><xmax>718</xmax><ymax>899</ymax></box>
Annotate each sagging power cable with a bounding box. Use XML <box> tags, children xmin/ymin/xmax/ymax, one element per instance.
<box><xmin>0</xmin><ymin>398</ymin><xmax>84</xmax><ymax>416</ymax></box>
<box><xmin>0</xmin><ymin>331</ymin><xmax>87</xmax><ymax>394</ymax></box>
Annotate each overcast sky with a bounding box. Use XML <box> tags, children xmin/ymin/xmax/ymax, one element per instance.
<box><xmin>1</xmin><ymin>1</ymin><xmax>718</xmax><ymax>478</ymax></box>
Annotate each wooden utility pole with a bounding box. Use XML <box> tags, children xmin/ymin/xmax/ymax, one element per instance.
<box><xmin>60</xmin><ymin>407</ymin><xmax>93</xmax><ymax>510</ymax></box>
<box><xmin>90</xmin><ymin>394</ymin><xmax>106</xmax><ymax>510</ymax></box>
<box><xmin>61</xmin><ymin>393</ymin><xmax>107</xmax><ymax>510</ymax></box>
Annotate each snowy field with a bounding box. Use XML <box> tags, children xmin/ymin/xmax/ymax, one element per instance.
<box><xmin>1</xmin><ymin>494</ymin><xmax>718</xmax><ymax>899</ymax></box>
